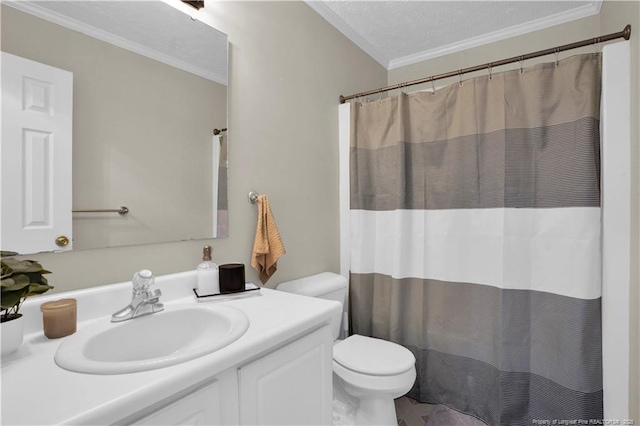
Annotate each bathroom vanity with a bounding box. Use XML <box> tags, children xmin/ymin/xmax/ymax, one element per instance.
<box><xmin>1</xmin><ymin>271</ymin><xmax>341</xmax><ymax>425</ymax></box>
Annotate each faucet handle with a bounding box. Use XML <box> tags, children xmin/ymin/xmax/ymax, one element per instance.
<box><xmin>132</xmin><ymin>269</ymin><xmax>154</xmax><ymax>293</ymax></box>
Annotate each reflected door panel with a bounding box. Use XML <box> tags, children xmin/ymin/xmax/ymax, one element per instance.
<box><xmin>1</xmin><ymin>52</ymin><xmax>73</xmax><ymax>253</ymax></box>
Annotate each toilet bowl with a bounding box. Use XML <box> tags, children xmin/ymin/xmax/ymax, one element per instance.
<box><xmin>277</xmin><ymin>273</ymin><xmax>416</xmax><ymax>426</ymax></box>
<box><xmin>333</xmin><ymin>334</ymin><xmax>417</xmax><ymax>425</ymax></box>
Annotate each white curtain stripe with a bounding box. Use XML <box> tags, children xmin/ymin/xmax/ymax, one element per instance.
<box><xmin>350</xmin><ymin>208</ymin><xmax>601</xmax><ymax>300</ymax></box>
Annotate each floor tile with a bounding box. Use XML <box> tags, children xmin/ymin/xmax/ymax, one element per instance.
<box><xmin>394</xmin><ymin>396</ymin><xmax>487</xmax><ymax>426</ymax></box>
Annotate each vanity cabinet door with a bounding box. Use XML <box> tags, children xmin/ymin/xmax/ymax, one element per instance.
<box><xmin>133</xmin><ymin>380</ymin><xmax>221</xmax><ymax>426</ymax></box>
<box><xmin>238</xmin><ymin>325</ymin><xmax>333</xmax><ymax>425</ymax></box>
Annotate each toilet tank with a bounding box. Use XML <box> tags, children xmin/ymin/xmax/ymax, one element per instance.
<box><xmin>276</xmin><ymin>272</ymin><xmax>347</xmax><ymax>340</ymax></box>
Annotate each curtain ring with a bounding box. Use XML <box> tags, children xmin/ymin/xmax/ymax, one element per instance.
<box><xmin>488</xmin><ymin>63</ymin><xmax>493</xmax><ymax>80</ymax></box>
<box><xmin>593</xmin><ymin>37</ymin><xmax>601</xmax><ymax>53</ymax></box>
<box><xmin>431</xmin><ymin>77</ymin><xmax>436</xmax><ymax>94</ymax></box>
<box><xmin>519</xmin><ymin>56</ymin><xmax>524</xmax><ymax>74</ymax></box>
<box><xmin>555</xmin><ymin>48</ymin><xmax>560</xmax><ymax>67</ymax></box>
<box><xmin>458</xmin><ymin>70</ymin><xmax>463</xmax><ymax>87</ymax></box>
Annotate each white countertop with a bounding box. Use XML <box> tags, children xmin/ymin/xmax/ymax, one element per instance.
<box><xmin>0</xmin><ymin>271</ymin><xmax>341</xmax><ymax>425</ymax></box>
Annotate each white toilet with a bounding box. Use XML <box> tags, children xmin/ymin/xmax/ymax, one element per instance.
<box><xmin>277</xmin><ymin>272</ymin><xmax>416</xmax><ymax>426</ymax></box>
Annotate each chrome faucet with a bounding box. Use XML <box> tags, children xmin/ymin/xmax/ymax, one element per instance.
<box><xmin>111</xmin><ymin>269</ymin><xmax>164</xmax><ymax>322</ymax></box>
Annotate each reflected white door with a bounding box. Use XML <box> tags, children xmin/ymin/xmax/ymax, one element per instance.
<box><xmin>1</xmin><ymin>52</ymin><xmax>73</xmax><ymax>254</ymax></box>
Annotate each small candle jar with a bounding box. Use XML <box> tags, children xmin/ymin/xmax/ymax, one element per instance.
<box><xmin>40</xmin><ymin>298</ymin><xmax>77</xmax><ymax>339</ymax></box>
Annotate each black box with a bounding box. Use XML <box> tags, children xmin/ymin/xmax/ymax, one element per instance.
<box><xmin>219</xmin><ymin>263</ymin><xmax>246</xmax><ymax>294</ymax></box>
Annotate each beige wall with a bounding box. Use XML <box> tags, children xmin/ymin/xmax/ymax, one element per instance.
<box><xmin>388</xmin><ymin>0</ymin><xmax>640</xmax><ymax>417</ymax></box>
<box><xmin>1</xmin><ymin>5</ymin><xmax>227</xmax><ymax>250</ymax></box>
<box><xmin>203</xmin><ymin>0</ymin><xmax>387</xmax><ymax>287</ymax></box>
<box><xmin>1</xmin><ymin>2</ymin><xmax>386</xmax><ymax>289</ymax></box>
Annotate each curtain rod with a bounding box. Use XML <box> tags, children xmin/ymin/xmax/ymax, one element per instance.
<box><xmin>339</xmin><ymin>24</ymin><xmax>631</xmax><ymax>104</ymax></box>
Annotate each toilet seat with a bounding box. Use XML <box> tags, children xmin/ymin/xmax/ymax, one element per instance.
<box><xmin>333</xmin><ymin>335</ymin><xmax>415</xmax><ymax>376</ymax></box>
<box><xmin>333</xmin><ymin>359</ymin><xmax>417</xmax><ymax>395</ymax></box>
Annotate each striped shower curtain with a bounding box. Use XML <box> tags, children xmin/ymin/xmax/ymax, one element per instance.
<box><xmin>349</xmin><ymin>54</ymin><xmax>602</xmax><ymax>425</ymax></box>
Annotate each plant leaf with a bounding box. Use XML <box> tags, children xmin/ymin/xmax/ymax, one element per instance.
<box><xmin>22</xmin><ymin>272</ymin><xmax>46</xmax><ymax>284</ymax></box>
<box><xmin>2</xmin><ymin>258</ymin><xmax>45</xmax><ymax>273</ymax></box>
<box><xmin>0</xmin><ymin>251</ymin><xmax>19</xmax><ymax>258</ymax></box>
<box><xmin>1</xmin><ymin>289</ymin><xmax>27</xmax><ymax>310</ymax></box>
<box><xmin>28</xmin><ymin>283</ymin><xmax>53</xmax><ymax>296</ymax></box>
<box><xmin>1</xmin><ymin>261</ymin><xmax>13</xmax><ymax>276</ymax></box>
<box><xmin>1</xmin><ymin>275</ymin><xmax>31</xmax><ymax>291</ymax></box>
<box><xmin>0</xmin><ymin>254</ymin><xmax>52</xmax><ymax>311</ymax></box>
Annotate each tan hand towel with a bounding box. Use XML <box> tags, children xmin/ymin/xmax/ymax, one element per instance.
<box><xmin>251</xmin><ymin>195</ymin><xmax>286</xmax><ymax>284</ymax></box>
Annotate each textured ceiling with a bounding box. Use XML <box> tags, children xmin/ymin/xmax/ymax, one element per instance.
<box><xmin>6</xmin><ymin>1</ymin><xmax>228</xmax><ymax>84</ymax></box>
<box><xmin>9</xmin><ymin>1</ymin><xmax>602</xmax><ymax>78</ymax></box>
<box><xmin>307</xmin><ymin>1</ymin><xmax>602</xmax><ymax>69</ymax></box>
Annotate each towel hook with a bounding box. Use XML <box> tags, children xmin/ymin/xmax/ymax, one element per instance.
<box><xmin>248</xmin><ymin>190</ymin><xmax>260</xmax><ymax>204</ymax></box>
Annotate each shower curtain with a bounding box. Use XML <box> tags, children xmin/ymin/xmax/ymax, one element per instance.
<box><xmin>348</xmin><ymin>54</ymin><xmax>603</xmax><ymax>425</ymax></box>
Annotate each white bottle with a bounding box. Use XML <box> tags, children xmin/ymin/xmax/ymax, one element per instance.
<box><xmin>196</xmin><ymin>245</ymin><xmax>220</xmax><ymax>295</ymax></box>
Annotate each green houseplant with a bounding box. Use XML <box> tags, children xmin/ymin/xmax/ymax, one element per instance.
<box><xmin>1</xmin><ymin>251</ymin><xmax>53</xmax><ymax>321</ymax></box>
<box><xmin>1</xmin><ymin>251</ymin><xmax>53</xmax><ymax>355</ymax></box>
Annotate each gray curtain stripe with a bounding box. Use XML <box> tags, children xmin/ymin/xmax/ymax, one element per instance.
<box><xmin>406</xmin><ymin>347</ymin><xmax>603</xmax><ymax>426</ymax></box>
<box><xmin>350</xmin><ymin>273</ymin><xmax>602</xmax><ymax>393</ymax></box>
<box><xmin>351</xmin><ymin>117</ymin><xmax>600</xmax><ymax>211</ymax></box>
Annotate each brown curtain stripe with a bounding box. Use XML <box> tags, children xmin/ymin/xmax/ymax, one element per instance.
<box><xmin>350</xmin><ymin>54</ymin><xmax>601</xmax><ymax>150</ymax></box>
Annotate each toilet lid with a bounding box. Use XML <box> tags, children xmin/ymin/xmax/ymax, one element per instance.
<box><xmin>333</xmin><ymin>335</ymin><xmax>415</xmax><ymax>376</ymax></box>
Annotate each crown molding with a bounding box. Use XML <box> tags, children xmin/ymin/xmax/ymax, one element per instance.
<box><xmin>305</xmin><ymin>0</ymin><xmax>602</xmax><ymax>72</ymax></box>
<box><xmin>4</xmin><ymin>1</ymin><xmax>227</xmax><ymax>85</ymax></box>
<box><xmin>304</xmin><ymin>0</ymin><xmax>390</xmax><ymax>69</ymax></box>
<box><xmin>388</xmin><ymin>1</ymin><xmax>603</xmax><ymax>70</ymax></box>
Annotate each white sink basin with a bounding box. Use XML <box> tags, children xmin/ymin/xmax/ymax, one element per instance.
<box><xmin>55</xmin><ymin>304</ymin><xmax>249</xmax><ymax>374</ymax></box>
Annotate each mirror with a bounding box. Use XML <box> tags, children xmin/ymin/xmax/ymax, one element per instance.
<box><xmin>1</xmin><ymin>1</ymin><xmax>228</xmax><ymax>255</ymax></box>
